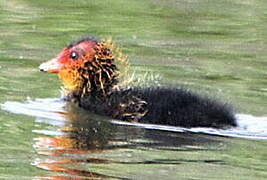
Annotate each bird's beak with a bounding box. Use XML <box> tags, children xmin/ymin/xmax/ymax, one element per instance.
<box><xmin>39</xmin><ymin>58</ymin><xmax>62</xmax><ymax>73</ymax></box>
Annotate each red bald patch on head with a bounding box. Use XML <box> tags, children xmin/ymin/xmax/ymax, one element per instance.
<box><xmin>57</xmin><ymin>41</ymin><xmax>97</xmax><ymax>66</ymax></box>
<box><xmin>40</xmin><ymin>40</ymin><xmax>98</xmax><ymax>73</ymax></box>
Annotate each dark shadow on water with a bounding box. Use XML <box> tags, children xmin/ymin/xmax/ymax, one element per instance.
<box><xmin>32</xmin><ymin>102</ymin><xmax>224</xmax><ymax>179</ymax></box>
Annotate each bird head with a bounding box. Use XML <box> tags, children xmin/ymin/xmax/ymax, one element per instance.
<box><xmin>39</xmin><ymin>37</ymin><xmax>123</xmax><ymax>98</ymax></box>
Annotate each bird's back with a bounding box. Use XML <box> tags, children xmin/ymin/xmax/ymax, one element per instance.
<box><xmin>77</xmin><ymin>87</ymin><xmax>236</xmax><ymax>128</ymax></box>
<box><xmin>131</xmin><ymin>87</ymin><xmax>236</xmax><ymax>128</ymax></box>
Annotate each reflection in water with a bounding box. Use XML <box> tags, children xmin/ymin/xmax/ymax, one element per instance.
<box><xmin>31</xmin><ymin>102</ymin><xmax>224</xmax><ymax>179</ymax></box>
<box><xmin>32</xmin><ymin>103</ymin><xmax>123</xmax><ymax>179</ymax></box>
<box><xmin>7</xmin><ymin>98</ymin><xmax>264</xmax><ymax>178</ymax></box>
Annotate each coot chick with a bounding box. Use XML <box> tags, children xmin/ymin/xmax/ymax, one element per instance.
<box><xmin>39</xmin><ymin>37</ymin><xmax>236</xmax><ymax>128</ymax></box>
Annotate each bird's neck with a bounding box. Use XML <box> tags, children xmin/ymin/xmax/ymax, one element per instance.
<box><xmin>60</xmin><ymin>63</ymin><xmax>119</xmax><ymax>101</ymax></box>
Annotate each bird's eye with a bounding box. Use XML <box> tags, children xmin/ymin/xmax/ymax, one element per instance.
<box><xmin>70</xmin><ymin>52</ymin><xmax>79</xmax><ymax>60</ymax></box>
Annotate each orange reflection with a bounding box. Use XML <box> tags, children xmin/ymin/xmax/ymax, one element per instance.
<box><xmin>32</xmin><ymin>105</ymin><xmax>120</xmax><ymax>179</ymax></box>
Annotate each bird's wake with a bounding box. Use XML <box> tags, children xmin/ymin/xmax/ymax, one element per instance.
<box><xmin>1</xmin><ymin>98</ymin><xmax>267</xmax><ymax>140</ymax></box>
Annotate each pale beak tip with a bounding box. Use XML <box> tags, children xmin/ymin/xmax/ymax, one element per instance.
<box><xmin>39</xmin><ymin>58</ymin><xmax>61</xmax><ymax>73</ymax></box>
<box><xmin>39</xmin><ymin>63</ymin><xmax>47</xmax><ymax>72</ymax></box>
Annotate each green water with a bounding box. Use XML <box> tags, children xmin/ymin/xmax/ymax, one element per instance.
<box><xmin>0</xmin><ymin>0</ymin><xmax>267</xmax><ymax>179</ymax></box>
